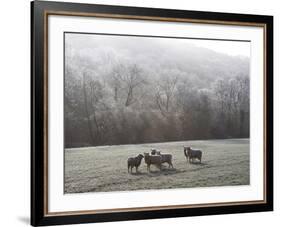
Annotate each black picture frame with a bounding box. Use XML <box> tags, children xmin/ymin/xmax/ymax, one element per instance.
<box><xmin>31</xmin><ymin>0</ymin><xmax>273</xmax><ymax>226</ymax></box>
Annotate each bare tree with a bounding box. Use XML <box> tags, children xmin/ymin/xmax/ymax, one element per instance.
<box><xmin>82</xmin><ymin>73</ymin><xmax>95</xmax><ymax>145</ymax></box>
<box><xmin>155</xmin><ymin>74</ymin><xmax>178</xmax><ymax>117</ymax></box>
<box><xmin>111</xmin><ymin>63</ymin><xmax>146</xmax><ymax>107</ymax></box>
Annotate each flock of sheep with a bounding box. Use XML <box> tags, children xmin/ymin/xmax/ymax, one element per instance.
<box><xmin>127</xmin><ymin>146</ymin><xmax>203</xmax><ymax>173</ymax></box>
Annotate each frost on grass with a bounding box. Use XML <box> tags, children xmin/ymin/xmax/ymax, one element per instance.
<box><xmin>64</xmin><ymin>139</ymin><xmax>249</xmax><ymax>193</ymax></box>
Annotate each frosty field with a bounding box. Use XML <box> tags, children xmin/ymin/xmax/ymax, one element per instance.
<box><xmin>64</xmin><ymin>139</ymin><xmax>249</xmax><ymax>193</ymax></box>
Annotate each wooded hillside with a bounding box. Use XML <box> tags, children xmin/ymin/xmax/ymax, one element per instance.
<box><xmin>64</xmin><ymin>34</ymin><xmax>250</xmax><ymax>148</ymax></box>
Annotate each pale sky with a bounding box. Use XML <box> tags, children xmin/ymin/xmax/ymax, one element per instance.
<box><xmin>182</xmin><ymin>38</ymin><xmax>250</xmax><ymax>57</ymax></box>
<box><xmin>66</xmin><ymin>33</ymin><xmax>251</xmax><ymax>58</ymax></box>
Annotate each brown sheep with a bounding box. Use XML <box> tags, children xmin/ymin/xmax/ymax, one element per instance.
<box><xmin>184</xmin><ymin>146</ymin><xmax>202</xmax><ymax>163</ymax></box>
<box><xmin>155</xmin><ymin>151</ymin><xmax>173</xmax><ymax>168</ymax></box>
<box><xmin>143</xmin><ymin>152</ymin><xmax>162</xmax><ymax>172</ymax></box>
<box><xmin>127</xmin><ymin>154</ymin><xmax>144</xmax><ymax>173</ymax></box>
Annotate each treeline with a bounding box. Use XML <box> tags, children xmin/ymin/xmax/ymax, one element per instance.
<box><xmin>64</xmin><ymin>39</ymin><xmax>249</xmax><ymax>148</ymax></box>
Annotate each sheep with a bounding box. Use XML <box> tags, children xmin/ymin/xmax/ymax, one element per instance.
<box><xmin>151</xmin><ymin>148</ymin><xmax>161</xmax><ymax>155</ymax></box>
<box><xmin>143</xmin><ymin>152</ymin><xmax>162</xmax><ymax>172</ymax></box>
<box><xmin>184</xmin><ymin>146</ymin><xmax>202</xmax><ymax>163</ymax></box>
<box><xmin>151</xmin><ymin>149</ymin><xmax>157</xmax><ymax>155</ymax></box>
<box><xmin>127</xmin><ymin>154</ymin><xmax>144</xmax><ymax>173</ymax></box>
<box><xmin>155</xmin><ymin>151</ymin><xmax>173</xmax><ymax>168</ymax></box>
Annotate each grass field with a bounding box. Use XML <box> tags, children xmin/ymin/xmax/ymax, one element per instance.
<box><xmin>64</xmin><ymin>139</ymin><xmax>249</xmax><ymax>193</ymax></box>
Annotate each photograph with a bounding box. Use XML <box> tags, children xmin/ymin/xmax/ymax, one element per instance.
<box><xmin>64</xmin><ymin>33</ymin><xmax>250</xmax><ymax>194</ymax></box>
<box><xmin>31</xmin><ymin>1</ymin><xmax>273</xmax><ymax>225</ymax></box>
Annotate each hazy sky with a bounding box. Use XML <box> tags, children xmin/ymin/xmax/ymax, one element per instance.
<box><xmin>181</xmin><ymin>39</ymin><xmax>250</xmax><ymax>57</ymax></box>
<box><xmin>66</xmin><ymin>33</ymin><xmax>250</xmax><ymax>58</ymax></box>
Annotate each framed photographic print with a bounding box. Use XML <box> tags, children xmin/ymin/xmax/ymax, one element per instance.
<box><xmin>31</xmin><ymin>0</ymin><xmax>273</xmax><ymax>226</ymax></box>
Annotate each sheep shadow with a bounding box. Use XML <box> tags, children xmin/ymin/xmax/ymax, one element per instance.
<box><xmin>146</xmin><ymin>167</ymin><xmax>181</xmax><ymax>177</ymax></box>
<box><xmin>187</xmin><ymin>162</ymin><xmax>208</xmax><ymax>166</ymax></box>
<box><xmin>128</xmin><ymin>163</ymin><xmax>210</xmax><ymax>177</ymax></box>
<box><xmin>129</xmin><ymin>172</ymin><xmax>147</xmax><ymax>176</ymax></box>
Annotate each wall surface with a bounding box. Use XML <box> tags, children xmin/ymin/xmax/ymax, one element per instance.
<box><xmin>0</xmin><ymin>0</ymin><xmax>279</xmax><ymax>226</ymax></box>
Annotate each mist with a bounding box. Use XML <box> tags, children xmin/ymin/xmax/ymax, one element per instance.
<box><xmin>64</xmin><ymin>33</ymin><xmax>250</xmax><ymax>148</ymax></box>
